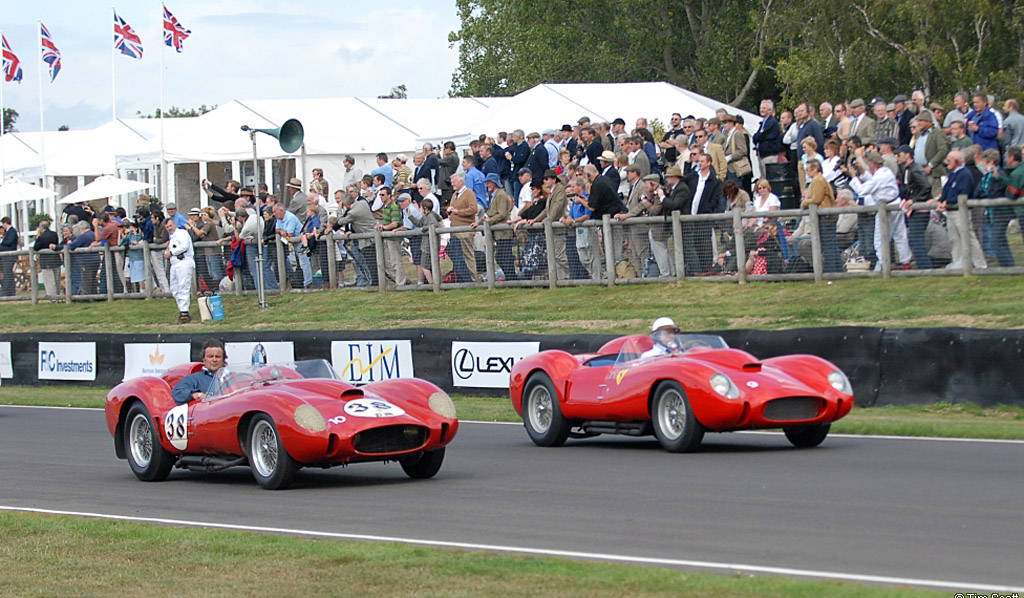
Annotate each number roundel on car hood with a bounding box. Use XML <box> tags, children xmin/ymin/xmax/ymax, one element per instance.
<box><xmin>343</xmin><ymin>398</ymin><xmax>406</xmax><ymax>418</ymax></box>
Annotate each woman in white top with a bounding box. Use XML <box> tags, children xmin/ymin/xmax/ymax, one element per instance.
<box><xmin>821</xmin><ymin>139</ymin><xmax>844</xmax><ymax>186</ymax></box>
<box><xmin>799</xmin><ymin>137</ymin><xmax>826</xmax><ymax>193</ymax></box>
<box><xmin>748</xmin><ymin>180</ymin><xmax>781</xmax><ymax>229</ymax></box>
<box><xmin>615</xmin><ymin>151</ymin><xmax>630</xmax><ymax>198</ymax></box>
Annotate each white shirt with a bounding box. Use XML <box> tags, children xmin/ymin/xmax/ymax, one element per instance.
<box><xmin>849</xmin><ymin>164</ymin><xmax>900</xmax><ymax>206</ymax></box>
<box><xmin>752</xmin><ymin>192</ymin><xmax>781</xmax><ymax>227</ymax></box>
<box><xmin>692</xmin><ymin>170</ymin><xmax>711</xmax><ymax>215</ymax></box>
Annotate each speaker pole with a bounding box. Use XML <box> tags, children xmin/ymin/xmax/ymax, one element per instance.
<box><xmin>242</xmin><ymin>125</ymin><xmax>269</xmax><ymax>309</ymax></box>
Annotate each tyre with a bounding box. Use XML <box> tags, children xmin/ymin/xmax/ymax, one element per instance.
<box><xmin>400</xmin><ymin>447</ymin><xmax>445</xmax><ymax>479</ymax></box>
<box><xmin>784</xmin><ymin>423</ymin><xmax>831</xmax><ymax>448</ymax></box>
<box><xmin>522</xmin><ymin>372</ymin><xmax>570</xmax><ymax>447</ymax></box>
<box><xmin>651</xmin><ymin>381</ymin><xmax>704</xmax><ymax>453</ymax></box>
<box><xmin>124</xmin><ymin>402</ymin><xmax>175</xmax><ymax>482</ymax></box>
<box><xmin>247</xmin><ymin>414</ymin><xmax>299</xmax><ymax>490</ymax></box>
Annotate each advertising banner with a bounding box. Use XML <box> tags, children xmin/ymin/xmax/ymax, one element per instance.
<box><xmin>225</xmin><ymin>342</ymin><xmax>295</xmax><ymax>366</ymax></box>
<box><xmin>123</xmin><ymin>343</ymin><xmax>193</xmax><ymax>380</ymax></box>
<box><xmin>451</xmin><ymin>341</ymin><xmax>540</xmax><ymax>388</ymax></box>
<box><xmin>38</xmin><ymin>342</ymin><xmax>97</xmax><ymax>381</ymax></box>
<box><xmin>331</xmin><ymin>340</ymin><xmax>414</xmax><ymax>385</ymax></box>
<box><xmin>0</xmin><ymin>341</ymin><xmax>11</xmax><ymax>380</ymax></box>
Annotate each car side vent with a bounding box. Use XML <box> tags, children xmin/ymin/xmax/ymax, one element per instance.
<box><xmin>743</xmin><ymin>363</ymin><xmax>762</xmax><ymax>372</ymax></box>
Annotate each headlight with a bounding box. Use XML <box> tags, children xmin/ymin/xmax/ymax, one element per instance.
<box><xmin>710</xmin><ymin>374</ymin><xmax>739</xmax><ymax>399</ymax></box>
<box><xmin>828</xmin><ymin>370</ymin><xmax>852</xmax><ymax>394</ymax></box>
<box><xmin>294</xmin><ymin>404</ymin><xmax>327</xmax><ymax>432</ymax></box>
<box><xmin>428</xmin><ymin>391</ymin><xmax>457</xmax><ymax>419</ymax></box>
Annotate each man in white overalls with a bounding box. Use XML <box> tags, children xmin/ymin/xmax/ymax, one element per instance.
<box><xmin>163</xmin><ymin>217</ymin><xmax>194</xmax><ymax>323</ymax></box>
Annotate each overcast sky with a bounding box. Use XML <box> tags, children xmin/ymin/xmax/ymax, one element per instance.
<box><xmin>1</xmin><ymin>1</ymin><xmax>460</xmax><ymax>132</ymax></box>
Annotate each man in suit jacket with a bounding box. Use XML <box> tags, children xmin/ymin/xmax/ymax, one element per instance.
<box><xmin>581</xmin><ymin>126</ymin><xmax>604</xmax><ymax>167</ymax></box>
<box><xmin>597</xmin><ymin>151</ymin><xmax>620</xmax><ymax>189</ymax></box>
<box><xmin>483</xmin><ymin>173</ymin><xmax>516</xmax><ymax>280</ymax></box>
<box><xmin>694</xmin><ymin>133</ymin><xmax>728</xmax><ymax>181</ymax></box>
<box><xmin>436</xmin><ymin>142</ymin><xmax>459</xmax><ymax>208</ymax></box>
<box><xmin>911</xmin><ymin>113</ymin><xmax>949</xmax><ymax>197</ymax></box>
<box><xmin>753</xmin><ymin>99</ymin><xmax>783</xmax><ymax>166</ymax></box>
<box><xmin>819</xmin><ymin>102</ymin><xmax>840</xmax><ymax>137</ymax></box>
<box><xmin>722</xmin><ymin>115</ymin><xmax>752</xmax><ymax>191</ymax></box>
<box><xmin>336</xmin><ymin>190</ymin><xmax>379</xmax><ymax>286</ymax></box>
<box><xmin>893</xmin><ymin>94</ymin><xmax>914</xmax><ymax>146</ymax></box>
<box><xmin>684</xmin><ymin>154</ymin><xmax>724</xmax><ymax>275</ymax></box>
<box><xmin>582</xmin><ymin>163</ymin><xmax>626</xmax><ymax>264</ymax></box>
<box><xmin>847</xmin><ymin>99</ymin><xmax>876</xmax><ymax>146</ymax></box>
<box><xmin>615</xmin><ymin>164</ymin><xmax>653</xmax><ymax>275</ymax></box>
<box><xmin>527</xmin><ymin>132</ymin><xmax>548</xmax><ymax>180</ymax></box>
<box><xmin>532</xmin><ymin>169</ymin><xmax>570</xmax><ymax>281</ymax></box>
<box><xmin>627</xmin><ymin>136</ymin><xmax>651</xmax><ymax>178</ymax></box>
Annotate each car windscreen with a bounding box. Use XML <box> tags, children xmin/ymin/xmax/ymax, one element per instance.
<box><xmin>206</xmin><ymin>359</ymin><xmax>340</xmax><ymax>398</ymax></box>
<box><xmin>614</xmin><ymin>334</ymin><xmax>729</xmax><ymax>367</ymax></box>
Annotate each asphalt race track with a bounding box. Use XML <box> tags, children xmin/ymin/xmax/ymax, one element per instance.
<box><xmin>1</xmin><ymin>405</ymin><xmax>1021</xmax><ymax>591</ymax></box>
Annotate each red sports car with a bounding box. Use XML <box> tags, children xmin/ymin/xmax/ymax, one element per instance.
<box><xmin>509</xmin><ymin>333</ymin><xmax>854</xmax><ymax>452</ymax></box>
<box><xmin>105</xmin><ymin>359</ymin><xmax>459</xmax><ymax>489</ymax></box>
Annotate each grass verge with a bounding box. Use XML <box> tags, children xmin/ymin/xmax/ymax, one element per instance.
<box><xmin>3</xmin><ymin>387</ymin><xmax>1024</xmax><ymax>440</ymax></box>
<box><xmin>0</xmin><ymin>511</ymin><xmax>947</xmax><ymax>598</ymax></box>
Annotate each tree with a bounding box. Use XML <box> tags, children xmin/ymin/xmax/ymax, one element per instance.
<box><xmin>2</xmin><ymin>107</ymin><xmax>18</xmax><ymax>133</ymax></box>
<box><xmin>378</xmin><ymin>84</ymin><xmax>408</xmax><ymax>99</ymax></box>
<box><xmin>57</xmin><ymin>125</ymin><xmax>69</xmax><ymax>131</ymax></box>
<box><xmin>135</xmin><ymin>104</ymin><xmax>216</xmax><ymax>118</ymax></box>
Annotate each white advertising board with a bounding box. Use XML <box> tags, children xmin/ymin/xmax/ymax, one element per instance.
<box><xmin>451</xmin><ymin>341</ymin><xmax>540</xmax><ymax>388</ymax></box>
<box><xmin>331</xmin><ymin>340</ymin><xmax>414</xmax><ymax>385</ymax></box>
<box><xmin>38</xmin><ymin>342</ymin><xmax>97</xmax><ymax>381</ymax></box>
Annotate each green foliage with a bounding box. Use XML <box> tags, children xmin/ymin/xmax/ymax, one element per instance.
<box><xmin>378</xmin><ymin>84</ymin><xmax>408</xmax><ymax>99</ymax></box>
<box><xmin>29</xmin><ymin>213</ymin><xmax>53</xmax><ymax>230</ymax></box>
<box><xmin>136</xmin><ymin>105</ymin><xmax>216</xmax><ymax>119</ymax></box>
<box><xmin>2</xmin><ymin>107</ymin><xmax>17</xmax><ymax>133</ymax></box>
<box><xmin>450</xmin><ymin>0</ymin><xmax>1024</xmax><ymax>109</ymax></box>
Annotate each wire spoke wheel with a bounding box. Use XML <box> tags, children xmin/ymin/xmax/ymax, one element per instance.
<box><xmin>651</xmin><ymin>381</ymin><xmax>704</xmax><ymax>453</ymax></box>
<box><xmin>247</xmin><ymin>414</ymin><xmax>298</xmax><ymax>490</ymax></box>
<box><xmin>522</xmin><ymin>373</ymin><xmax>570</xmax><ymax>447</ymax></box>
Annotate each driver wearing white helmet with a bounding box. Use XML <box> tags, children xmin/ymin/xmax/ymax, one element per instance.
<box><xmin>641</xmin><ymin>317</ymin><xmax>680</xmax><ymax>359</ymax></box>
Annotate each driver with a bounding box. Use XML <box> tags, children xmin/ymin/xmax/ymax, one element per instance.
<box><xmin>641</xmin><ymin>317</ymin><xmax>680</xmax><ymax>359</ymax></box>
<box><xmin>171</xmin><ymin>339</ymin><xmax>226</xmax><ymax>404</ymax></box>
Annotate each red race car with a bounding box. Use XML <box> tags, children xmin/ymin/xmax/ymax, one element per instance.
<box><xmin>510</xmin><ymin>333</ymin><xmax>854</xmax><ymax>452</ymax></box>
<box><xmin>105</xmin><ymin>359</ymin><xmax>458</xmax><ymax>489</ymax></box>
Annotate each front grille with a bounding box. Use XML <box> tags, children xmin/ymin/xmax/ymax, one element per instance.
<box><xmin>762</xmin><ymin>397</ymin><xmax>822</xmax><ymax>421</ymax></box>
<box><xmin>353</xmin><ymin>425</ymin><xmax>428</xmax><ymax>454</ymax></box>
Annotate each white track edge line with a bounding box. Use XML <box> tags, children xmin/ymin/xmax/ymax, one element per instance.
<box><xmin>0</xmin><ymin>505</ymin><xmax>1016</xmax><ymax>593</ymax></box>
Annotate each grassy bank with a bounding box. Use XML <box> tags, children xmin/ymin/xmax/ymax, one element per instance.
<box><xmin>0</xmin><ymin>511</ymin><xmax>947</xmax><ymax>598</ymax></box>
<box><xmin>1</xmin><ymin>276</ymin><xmax>1022</xmax><ymax>334</ymax></box>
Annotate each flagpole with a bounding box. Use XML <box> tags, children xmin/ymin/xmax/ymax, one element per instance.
<box><xmin>37</xmin><ymin>21</ymin><xmax>47</xmax><ymax>193</ymax></box>
<box><xmin>1</xmin><ymin>29</ymin><xmax>6</xmax><ymax>182</ymax></box>
<box><xmin>160</xmin><ymin>3</ymin><xmax>167</xmax><ymax>206</ymax></box>
<box><xmin>111</xmin><ymin>7</ymin><xmax>117</xmax><ymax>122</ymax></box>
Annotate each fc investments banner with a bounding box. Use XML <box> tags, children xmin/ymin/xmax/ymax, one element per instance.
<box><xmin>451</xmin><ymin>341</ymin><xmax>539</xmax><ymax>388</ymax></box>
<box><xmin>331</xmin><ymin>340</ymin><xmax>414</xmax><ymax>385</ymax></box>
<box><xmin>38</xmin><ymin>342</ymin><xmax>97</xmax><ymax>381</ymax></box>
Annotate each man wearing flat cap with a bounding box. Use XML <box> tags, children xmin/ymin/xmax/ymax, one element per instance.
<box><xmin>873</xmin><ymin>99</ymin><xmax>897</xmax><ymax>144</ymax></box>
<box><xmin>848</xmin><ymin>99</ymin><xmax>876</xmax><ymax>146</ymax></box>
<box><xmin>910</xmin><ymin>112</ymin><xmax>949</xmax><ymax>197</ymax></box>
<box><xmin>527</xmin><ymin>132</ymin><xmax>548</xmax><ymax>180</ymax></box>
<box><xmin>616</xmin><ymin>164</ymin><xmax>652</xmax><ymax>276</ymax></box>
<box><xmin>532</xmin><ymin>169</ymin><xmax>570</xmax><ymax>281</ymax></box>
<box><xmin>542</xmin><ymin>129</ymin><xmax>560</xmax><ymax>168</ymax></box>
<box><xmin>892</xmin><ymin>94</ymin><xmax>914</xmax><ymax>146</ymax></box>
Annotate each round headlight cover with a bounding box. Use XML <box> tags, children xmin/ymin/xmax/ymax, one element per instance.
<box><xmin>710</xmin><ymin>373</ymin><xmax>740</xmax><ymax>399</ymax></box>
<box><xmin>294</xmin><ymin>404</ymin><xmax>327</xmax><ymax>432</ymax></box>
<box><xmin>828</xmin><ymin>370</ymin><xmax>852</xmax><ymax>394</ymax></box>
<box><xmin>428</xmin><ymin>391</ymin><xmax>457</xmax><ymax>419</ymax></box>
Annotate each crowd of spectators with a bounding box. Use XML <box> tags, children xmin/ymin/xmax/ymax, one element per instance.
<box><xmin>5</xmin><ymin>89</ymin><xmax>1021</xmax><ymax>301</ymax></box>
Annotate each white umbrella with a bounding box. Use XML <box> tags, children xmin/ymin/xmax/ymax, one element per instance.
<box><xmin>0</xmin><ymin>178</ymin><xmax>57</xmax><ymax>208</ymax></box>
<box><xmin>57</xmin><ymin>175</ymin><xmax>154</xmax><ymax>205</ymax></box>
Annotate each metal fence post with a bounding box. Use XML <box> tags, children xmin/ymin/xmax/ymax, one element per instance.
<box><xmin>672</xmin><ymin>211</ymin><xmax>685</xmax><ymax>282</ymax></box>
<box><xmin>429</xmin><ymin>225</ymin><xmax>442</xmax><ymax>293</ymax></box>
<box><xmin>732</xmin><ymin>207</ymin><xmax>746</xmax><ymax>284</ymax></box>
<box><xmin>327</xmin><ymin>234</ymin><xmax>338</xmax><ymax>290</ymax></box>
<box><xmin>959</xmin><ymin>194</ymin><xmax>973</xmax><ymax>276</ymax></box>
<box><xmin>104</xmin><ymin>246</ymin><xmax>115</xmax><ymax>301</ymax></box>
<box><xmin>374</xmin><ymin>230</ymin><xmax>387</xmax><ymax>292</ymax></box>
<box><xmin>544</xmin><ymin>219</ymin><xmax>557</xmax><ymax>289</ymax></box>
<box><xmin>63</xmin><ymin>244</ymin><xmax>73</xmax><ymax>302</ymax></box>
<box><xmin>809</xmin><ymin>204</ymin><xmax>823</xmax><ymax>282</ymax></box>
<box><xmin>877</xmin><ymin>201</ymin><xmax>891</xmax><ymax>278</ymax></box>
<box><xmin>602</xmin><ymin>215</ymin><xmax>615</xmax><ymax>288</ymax></box>
<box><xmin>483</xmin><ymin>221</ymin><xmax>496</xmax><ymax>290</ymax></box>
<box><xmin>276</xmin><ymin>235</ymin><xmax>287</xmax><ymax>292</ymax></box>
<box><xmin>29</xmin><ymin>247</ymin><xmax>38</xmax><ymax>304</ymax></box>
<box><xmin>142</xmin><ymin>241</ymin><xmax>154</xmax><ymax>299</ymax></box>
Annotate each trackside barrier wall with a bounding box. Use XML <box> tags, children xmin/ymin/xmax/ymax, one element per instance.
<box><xmin>2</xmin><ymin>327</ymin><xmax>1022</xmax><ymax>407</ymax></box>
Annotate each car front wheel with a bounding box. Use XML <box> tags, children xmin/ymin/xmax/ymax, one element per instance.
<box><xmin>651</xmin><ymin>381</ymin><xmax>704</xmax><ymax>453</ymax></box>
<box><xmin>522</xmin><ymin>373</ymin><xmax>570</xmax><ymax>447</ymax></box>
<box><xmin>400</xmin><ymin>448</ymin><xmax>445</xmax><ymax>479</ymax></box>
<box><xmin>124</xmin><ymin>402</ymin><xmax>175</xmax><ymax>481</ymax></box>
<box><xmin>784</xmin><ymin>423</ymin><xmax>831</xmax><ymax>448</ymax></box>
<box><xmin>248</xmin><ymin>414</ymin><xmax>299</xmax><ymax>490</ymax></box>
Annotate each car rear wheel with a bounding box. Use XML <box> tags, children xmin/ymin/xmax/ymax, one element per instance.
<box><xmin>522</xmin><ymin>373</ymin><xmax>570</xmax><ymax>447</ymax></box>
<box><xmin>651</xmin><ymin>382</ymin><xmax>704</xmax><ymax>453</ymax></box>
<box><xmin>248</xmin><ymin>414</ymin><xmax>299</xmax><ymax>490</ymax></box>
<box><xmin>124</xmin><ymin>402</ymin><xmax>175</xmax><ymax>482</ymax></box>
<box><xmin>784</xmin><ymin>423</ymin><xmax>831</xmax><ymax>448</ymax></box>
<box><xmin>400</xmin><ymin>448</ymin><xmax>445</xmax><ymax>479</ymax></box>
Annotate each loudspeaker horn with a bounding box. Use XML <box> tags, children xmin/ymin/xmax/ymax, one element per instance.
<box><xmin>251</xmin><ymin>119</ymin><xmax>304</xmax><ymax>153</ymax></box>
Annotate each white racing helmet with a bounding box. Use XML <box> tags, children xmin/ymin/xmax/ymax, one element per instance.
<box><xmin>651</xmin><ymin>317</ymin><xmax>679</xmax><ymax>332</ymax></box>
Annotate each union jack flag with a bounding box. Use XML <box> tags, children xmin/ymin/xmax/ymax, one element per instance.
<box><xmin>2</xmin><ymin>35</ymin><xmax>23</xmax><ymax>83</ymax></box>
<box><xmin>163</xmin><ymin>4</ymin><xmax>191</xmax><ymax>53</ymax></box>
<box><xmin>114</xmin><ymin>11</ymin><xmax>144</xmax><ymax>60</ymax></box>
<box><xmin>40</xmin><ymin>22</ymin><xmax>61</xmax><ymax>82</ymax></box>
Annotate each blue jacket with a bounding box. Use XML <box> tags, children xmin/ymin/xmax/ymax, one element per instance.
<box><xmin>940</xmin><ymin>166</ymin><xmax>975</xmax><ymax>206</ymax></box>
<box><xmin>0</xmin><ymin>226</ymin><xmax>17</xmax><ymax>252</ymax></box>
<box><xmin>966</xmin><ymin>107</ymin><xmax>1000</xmax><ymax>151</ymax></box>
<box><xmin>753</xmin><ymin>115</ymin><xmax>782</xmax><ymax>156</ymax></box>
<box><xmin>172</xmin><ymin>367</ymin><xmax>219</xmax><ymax>404</ymax></box>
<box><xmin>465</xmin><ymin>166</ymin><xmax>487</xmax><ymax>204</ymax></box>
<box><xmin>528</xmin><ymin>143</ymin><xmax>548</xmax><ymax>179</ymax></box>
